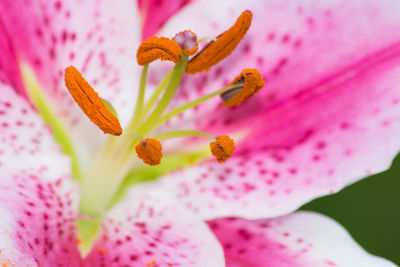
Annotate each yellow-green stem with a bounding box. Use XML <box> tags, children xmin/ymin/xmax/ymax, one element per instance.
<box><xmin>127</xmin><ymin>64</ymin><xmax>149</xmax><ymax>131</ymax></box>
<box><xmin>138</xmin><ymin>54</ymin><xmax>188</xmax><ymax>135</ymax></box>
<box><xmin>141</xmin><ymin>68</ymin><xmax>174</xmax><ymax>119</ymax></box>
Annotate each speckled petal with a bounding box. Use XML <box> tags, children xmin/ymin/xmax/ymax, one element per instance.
<box><xmin>84</xmin><ymin>185</ymin><xmax>225</xmax><ymax>267</ymax></box>
<box><xmin>0</xmin><ymin>82</ymin><xmax>61</xmax><ymax>161</ymax></box>
<box><xmin>0</xmin><ymin>0</ymin><xmax>142</xmax><ymax>161</ymax></box>
<box><xmin>0</xmin><ymin>154</ymin><xmax>81</xmax><ymax>267</ymax></box>
<box><xmin>151</xmin><ymin>0</ymin><xmax>400</xmax><ymax>219</ymax></box>
<box><xmin>138</xmin><ymin>0</ymin><xmax>194</xmax><ymax>39</ymax></box>
<box><xmin>0</xmin><ymin>82</ymin><xmax>82</xmax><ymax>266</ymax></box>
<box><xmin>208</xmin><ymin>211</ymin><xmax>396</xmax><ymax>267</ymax></box>
<box><xmin>0</xmin><ymin>23</ymin><xmax>25</xmax><ymax>97</ymax></box>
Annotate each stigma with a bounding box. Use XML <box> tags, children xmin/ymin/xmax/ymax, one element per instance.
<box><xmin>174</xmin><ymin>30</ymin><xmax>198</xmax><ymax>56</ymax></box>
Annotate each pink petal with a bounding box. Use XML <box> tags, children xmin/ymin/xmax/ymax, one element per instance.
<box><xmin>0</xmin><ymin>82</ymin><xmax>61</xmax><ymax>161</ymax></box>
<box><xmin>0</xmin><ymin>0</ymin><xmax>142</xmax><ymax>152</ymax></box>
<box><xmin>84</xmin><ymin>186</ymin><xmax>225</xmax><ymax>267</ymax></box>
<box><xmin>150</xmin><ymin>0</ymin><xmax>400</xmax><ymax>219</ymax></box>
<box><xmin>208</xmin><ymin>212</ymin><xmax>395</xmax><ymax>267</ymax></box>
<box><xmin>0</xmin><ymin>83</ymin><xmax>81</xmax><ymax>265</ymax></box>
<box><xmin>0</xmin><ymin>23</ymin><xmax>25</xmax><ymax>97</ymax></box>
<box><xmin>138</xmin><ymin>0</ymin><xmax>194</xmax><ymax>40</ymax></box>
<box><xmin>0</xmin><ymin>155</ymin><xmax>81</xmax><ymax>266</ymax></box>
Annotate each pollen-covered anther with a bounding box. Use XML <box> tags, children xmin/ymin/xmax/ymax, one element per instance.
<box><xmin>186</xmin><ymin>10</ymin><xmax>252</xmax><ymax>74</ymax></box>
<box><xmin>210</xmin><ymin>136</ymin><xmax>235</xmax><ymax>163</ymax></box>
<box><xmin>174</xmin><ymin>30</ymin><xmax>198</xmax><ymax>56</ymax></box>
<box><xmin>221</xmin><ymin>69</ymin><xmax>264</xmax><ymax>107</ymax></box>
<box><xmin>64</xmin><ymin>66</ymin><xmax>122</xmax><ymax>135</ymax></box>
<box><xmin>135</xmin><ymin>138</ymin><xmax>163</xmax><ymax>166</ymax></box>
<box><xmin>137</xmin><ymin>36</ymin><xmax>183</xmax><ymax>65</ymax></box>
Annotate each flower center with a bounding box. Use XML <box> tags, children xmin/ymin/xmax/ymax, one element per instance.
<box><xmin>24</xmin><ymin>10</ymin><xmax>263</xmax><ymax>255</ymax></box>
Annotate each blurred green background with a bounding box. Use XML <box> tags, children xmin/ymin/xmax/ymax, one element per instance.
<box><xmin>301</xmin><ymin>153</ymin><xmax>400</xmax><ymax>265</ymax></box>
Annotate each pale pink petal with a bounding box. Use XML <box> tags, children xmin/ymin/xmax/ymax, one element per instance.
<box><xmin>84</xmin><ymin>186</ymin><xmax>225</xmax><ymax>267</ymax></box>
<box><xmin>0</xmin><ymin>155</ymin><xmax>81</xmax><ymax>267</ymax></box>
<box><xmin>138</xmin><ymin>0</ymin><xmax>194</xmax><ymax>39</ymax></box>
<box><xmin>208</xmin><ymin>212</ymin><xmax>395</xmax><ymax>267</ymax></box>
<box><xmin>158</xmin><ymin>0</ymin><xmax>400</xmax><ymax>108</ymax></box>
<box><xmin>0</xmin><ymin>0</ymin><xmax>142</xmax><ymax>158</ymax></box>
<box><xmin>0</xmin><ymin>82</ymin><xmax>61</xmax><ymax>161</ymax></box>
<box><xmin>150</xmin><ymin>0</ymin><xmax>400</xmax><ymax>219</ymax></box>
<box><xmin>0</xmin><ymin>84</ymin><xmax>81</xmax><ymax>265</ymax></box>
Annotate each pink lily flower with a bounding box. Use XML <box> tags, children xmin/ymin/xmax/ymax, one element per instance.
<box><xmin>0</xmin><ymin>0</ymin><xmax>399</xmax><ymax>266</ymax></box>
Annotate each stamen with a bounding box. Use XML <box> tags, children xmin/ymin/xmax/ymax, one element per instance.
<box><xmin>174</xmin><ymin>30</ymin><xmax>199</xmax><ymax>56</ymax></box>
<box><xmin>210</xmin><ymin>136</ymin><xmax>235</xmax><ymax>163</ymax></box>
<box><xmin>222</xmin><ymin>69</ymin><xmax>264</xmax><ymax>107</ymax></box>
<box><xmin>137</xmin><ymin>36</ymin><xmax>182</xmax><ymax>65</ymax></box>
<box><xmin>64</xmin><ymin>66</ymin><xmax>122</xmax><ymax>136</ymax></box>
<box><xmin>135</xmin><ymin>138</ymin><xmax>163</xmax><ymax>166</ymax></box>
<box><xmin>186</xmin><ymin>10</ymin><xmax>252</xmax><ymax>74</ymax></box>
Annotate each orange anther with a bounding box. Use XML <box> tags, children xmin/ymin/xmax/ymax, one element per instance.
<box><xmin>135</xmin><ymin>138</ymin><xmax>163</xmax><ymax>166</ymax></box>
<box><xmin>174</xmin><ymin>30</ymin><xmax>198</xmax><ymax>56</ymax></box>
<box><xmin>222</xmin><ymin>69</ymin><xmax>264</xmax><ymax>107</ymax></box>
<box><xmin>137</xmin><ymin>36</ymin><xmax>182</xmax><ymax>65</ymax></box>
<box><xmin>64</xmin><ymin>66</ymin><xmax>122</xmax><ymax>135</ymax></box>
<box><xmin>210</xmin><ymin>136</ymin><xmax>235</xmax><ymax>163</ymax></box>
<box><xmin>186</xmin><ymin>10</ymin><xmax>252</xmax><ymax>74</ymax></box>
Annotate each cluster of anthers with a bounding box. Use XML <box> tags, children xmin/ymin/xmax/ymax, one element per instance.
<box><xmin>65</xmin><ymin>10</ymin><xmax>263</xmax><ymax>166</ymax></box>
<box><xmin>63</xmin><ymin>10</ymin><xmax>266</xmax><ymax>250</ymax></box>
